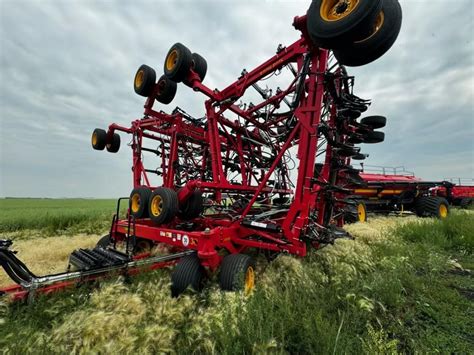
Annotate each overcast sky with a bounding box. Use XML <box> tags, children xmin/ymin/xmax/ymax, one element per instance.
<box><xmin>0</xmin><ymin>0</ymin><xmax>473</xmax><ymax>198</ymax></box>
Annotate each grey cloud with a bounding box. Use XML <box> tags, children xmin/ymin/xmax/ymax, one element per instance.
<box><xmin>0</xmin><ymin>0</ymin><xmax>473</xmax><ymax>197</ymax></box>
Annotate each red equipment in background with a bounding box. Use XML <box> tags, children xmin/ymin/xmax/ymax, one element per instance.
<box><xmin>345</xmin><ymin>165</ymin><xmax>474</xmax><ymax>221</ymax></box>
<box><xmin>1</xmin><ymin>0</ymin><xmax>403</xmax><ymax>299</ymax></box>
<box><xmin>430</xmin><ymin>178</ymin><xmax>474</xmax><ymax>209</ymax></box>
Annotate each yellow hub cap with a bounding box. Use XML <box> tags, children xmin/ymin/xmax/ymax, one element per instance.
<box><xmin>355</xmin><ymin>11</ymin><xmax>385</xmax><ymax>43</ymax></box>
<box><xmin>134</xmin><ymin>70</ymin><xmax>144</xmax><ymax>89</ymax></box>
<box><xmin>131</xmin><ymin>193</ymin><xmax>141</xmax><ymax>213</ymax></box>
<box><xmin>91</xmin><ymin>132</ymin><xmax>97</xmax><ymax>146</ymax></box>
<box><xmin>244</xmin><ymin>266</ymin><xmax>255</xmax><ymax>294</ymax></box>
<box><xmin>166</xmin><ymin>49</ymin><xmax>179</xmax><ymax>71</ymax></box>
<box><xmin>439</xmin><ymin>204</ymin><xmax>448</xmax><ymax>218</ymax></box>
<box><xmin>357</xmin><ymin>203</ymin><xmax>366</xmax><ymax>222</ymax></box>
<box><xmin>150</xmin><ymin>195</ymin><xmax>163</xmax><ymax>217</ymax></box>
<box><xmin>320</xmin><ymin>0</ymin><xmax>360</xmax><ymax>21</ymax></box>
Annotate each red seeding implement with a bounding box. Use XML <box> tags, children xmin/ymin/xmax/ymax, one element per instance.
<box><xmin>344</xmin><ymin>166</ymin><xmax>474</xmax><ymax>222</ymax></box>
<box><xmin>431</xmin><ymin>178</ymin><xmax>474</xmax><ymax>209</ymax></box>
<box><xmin>1</xmin><ymin>0</ymin><xmax>403</xmax><ymax>300</ymax></box>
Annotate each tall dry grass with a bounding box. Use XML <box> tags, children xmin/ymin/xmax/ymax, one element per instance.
<box><xmin>1</xmin><ymin>212</ymin><xmax>473</xmax><ymax>353</ymax></box>
<box><xmin>0</xmin><ymin>234</ymin><xmax>101</xmax><ymax>287</ymax></box>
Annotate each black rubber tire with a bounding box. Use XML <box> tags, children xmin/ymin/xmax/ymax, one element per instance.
<box><xmin>106</xmin><ymin>133</ymin><xmax>121</xmax><ymax>153</ymax></box>
<box><xmin>415</xmin><ymin>196</ymin><xmax>450</xmax><ymax>219</ymax></box>
<box><xmin>344</xmin><ymin>200</ymin><xmax>367</xmax><ymax>223</ymax></box>
<box><xmin>130</xmin><ymin>186</ymin><xmax>152</xmax><ymax>219</ymax></box>
<box><xmin>333</xmin><ymin>0</ymin><xmax>403</xmax><ymax>66</ymax></box>
<box><xmin>178</xmin><ymin>189</ymin><xmax>204</xmax><ymax>220</ymax></box>
<box><xmin>134</xmin><ymin>64</ymin><xmax>156</xmax><ymax>97</ymax></box>
<box><xmin>347</xmin><ymin>135</ymin><xmax>364</xmax><ymax>144</ymax></box>
<box><xmin>360</xmin><ymin>115</ymin><xmax>387</xmax><ymax>129</ymax></box>
<box><xmin>219</xmin><ymin>254</ymin><xmax>256</xmax><ymax>292</ymax></box>
<box><xmin>337</xmin><ymin>146</ymin><xmax>360</xmax><ymax>157</ymax></box>
<box><xmin>191</xmin><ymin>52</ymin><xmax>207</xmax><ymax>81</ymax></box>
<box><xmin>164</xmin><ymin>43</ymin><xmax>193</xmax><ymax>83</ymax></box>
<box><xmin>460</xmin><ymin>198</ymin><xmax>473</xmax><ymax>209</ymax></box>
<box><xmin>306</xmin><ymin>0</ymin><xmax>383</xmax><ymax>48</ymax></box>
<box><xmin>92</xmin><ymin>128</ymin><xmax>107</xmax><ymax>150</ymax></box>
<box><xmin>171</xmin><ymin>254</ymin><xmax>205</xmax><ymax>297</ymax></box>
<box><xmin>96</xmin><ymin>234</ymin><xmax>111</xmax><ymax>248</ymax></box>
<box><xmin>352</xmin><ymin>153</ymin><xmax>367</xmax><ymax>160</ymax></box>
<box><xmin>339</xmin><ymin>109</ymin><xmax>362</xmax><ymax>120</ymax></box>
<box><xmin>148</xmin><ymin>187</ymin><xmax>179</xmax><ymax>225</ymax></box>
<box><xmin>155</xmin><ymin>75</ymin><xmax>177</xmax><ymax>104</ymax></box>
<box><xmin>362</xmin><ymin>131</ymin><xmax>385</xmax><ymax>144</ymax></box>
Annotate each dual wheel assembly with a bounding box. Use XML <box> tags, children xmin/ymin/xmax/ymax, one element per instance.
<box><xmin>91</xmin><ymin>128</ymin><xmax>121</xmax><ymax>153</ymax></box>
<box><xmin>170</xmin><ymin>253</ymin><xmax>256</xmax><ymax>297</ymax></box>
<box><xmin>133</xmin><ymin>43</ymin><xmax>207</xmax><ymax>104</ymax></box>
<box><xmin>129</xmin><ymin>186</ymin><xmax>204</xmax><ymax>224</ymax></box>
<box><xmin>346</xmin><ymin>115</ymin><xmax>387</xmax><ymax>161</ymax></box>
<box><xmin>129</xmin><ymin>187</ymin><xmax>256</xmax><ymax>297</ymax></box>
<box><xmin>307</xmin><ymin>0</ymin><xmax>403</xmax><ymax>66</ymax></box>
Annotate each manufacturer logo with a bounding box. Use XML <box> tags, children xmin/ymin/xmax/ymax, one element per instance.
<box><xmin>182</xmin><ymin>235</ymin><xmax>189</xmax><ymax>247</ymax></box>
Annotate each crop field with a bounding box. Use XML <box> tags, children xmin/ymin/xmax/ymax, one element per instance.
<box><xmin>0</xmin><ymin>198</ymin><xmax>120</xmax><ymax>238</ymax></box>
<box><xmin>0</xmin><ymin>200</ymin><xmax>473</xmax><ymax>354</ymax></box>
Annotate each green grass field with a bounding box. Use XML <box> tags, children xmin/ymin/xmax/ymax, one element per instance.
<box><xmin>0</xmin><ymin>198</ymin><xmax>119</xmax><ymax>237</ymax></box>
<box><xmin>0</xmin><ymin>201</ymin><xmax>473</xmax><ymax>353</ymax></box>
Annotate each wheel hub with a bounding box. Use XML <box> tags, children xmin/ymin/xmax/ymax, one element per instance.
<box><xmin>151</xmin><ymin>195</ymin><xmax>163</xmax><ymax>217</ymax></box>
<box><xmin>166</xmin><ymin>50</ymin><xmax>179</xmax><ymax>71</ymax></box>
<box><xmin>357</xmin><ymin>203</ymin><xmax>366</xmax><ymax>222</ymax></box>
<box><xmin>131</xmin><ymin>193</ymin><xmax>141</xmax><ymax>213</ymax></box>
<box><xmin>244</xmin><ymin>266</ymin><xmax>255</xmax><ymax>294</ymax></box>
<box><xmin>335</xmin><ymin>1</ymin><xmax>349</xmax><ymax>14</ymax></box>
<box><xmin>135</xmin><ymin>70</ymin><xmax>144</xmax><ymax>88</ymax></box>
<box><xmin>320</xmin><ymin>0</ymin><xmax>359</xmax><ymax>22</ymax></box>
<box><xmin>439</xmin><ymin>204</ymin><xmax>448</xmax><ymax>218</ymax></box>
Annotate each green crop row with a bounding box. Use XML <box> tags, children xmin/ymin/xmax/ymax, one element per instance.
<box><xmin>0</xmin><ymin>199</ymin><xmax>122</xmax><ymax>237</ymax></box>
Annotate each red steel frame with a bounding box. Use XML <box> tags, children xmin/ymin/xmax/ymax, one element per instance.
<box><xmin>105</xmin><ymin>16</ymin><xmax>354</xmax><ymax>269</ymax></box>
<box><xmin>2</xmin><ymin>256</ymin><xmax>178</xmax><ymax>302</ymax></box>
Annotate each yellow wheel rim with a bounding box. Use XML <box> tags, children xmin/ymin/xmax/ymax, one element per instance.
<box><xmin>244</xmin><ymin>266</ymin><xmax>255</xmax><ymax>294</ymax></box>
<box><xmin>134</xmin><ymin>70</ymin><xmax>144</xmax><ymax>89</ymax></box>
<box><xmin>357</xmin><ymin>203</ymin><xmax>366</xmax><ymax>222</ymax></box>
<box><xmin>166</xmin><ymin>49</ymin><xmax>179</xmax><ymax>71</ymax></box>
<box><xmin>320</xmin><ymin>0</ymin><xmax>360</xmax><ymax>21</ymax></box>
<box><xmin>91</xmin><ymin>132</ymin><xmax>97</xmax><ymax>146</ymax></box>
<box><xmin>150</xmin><ymin>195</ymin><xmax>163</xmax><ymax>217</ymax></box>
<box><xmin>439</xmin><ymin>204</ymin><xmax>448</xmax><ymax>218</ymax></box>
<box><xmin>131</xmin><ymin>193</ymin><xmax>140</xmax><ymax>213</ymax></box>
<box><xmin>355</xmin><ymin>11</ymin><xmax>385</xmax><ymax>43</ymax></box>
